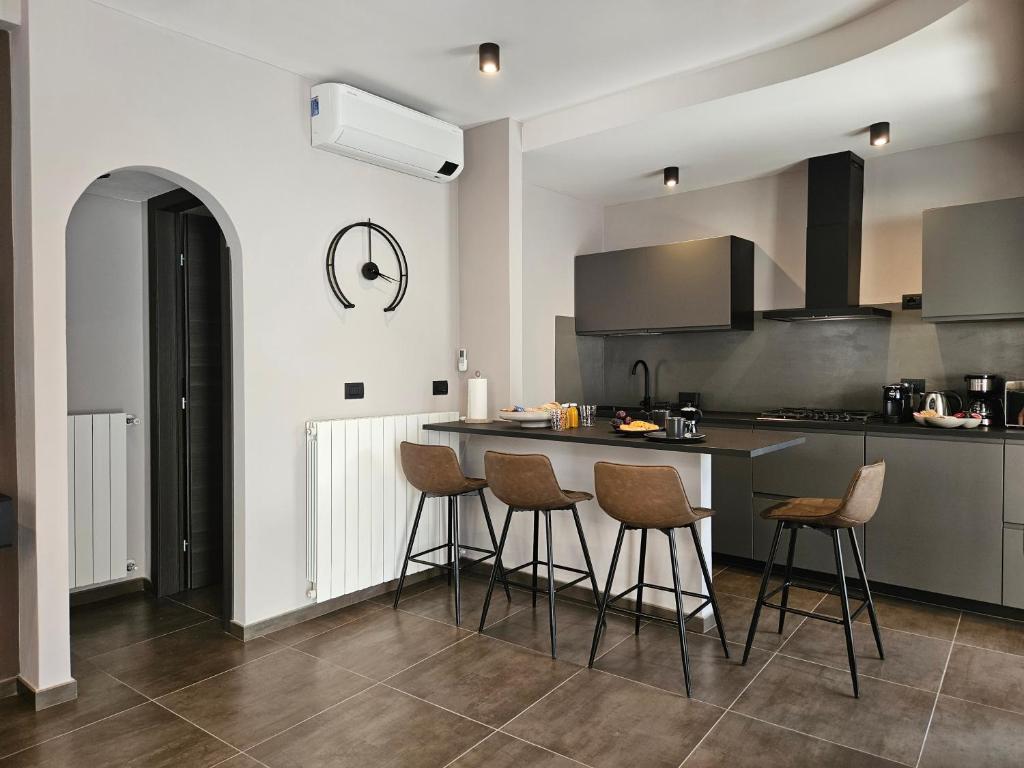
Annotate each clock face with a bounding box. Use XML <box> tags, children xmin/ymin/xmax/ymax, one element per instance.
<box><xmin>325</xmin><ymin>220</ymin><xmax>409</xmax><ymax>312</ymax></box>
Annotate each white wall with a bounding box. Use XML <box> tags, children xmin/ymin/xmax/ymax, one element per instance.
<box><xmin>522</xmin><ymin>184</ymin><xmax>603</xmax><ymax>404</ymax></box>
<box><xmin>604</xmin><ymin>132</ymin><xmax>1024</xmax><ymax>309</ymax></box>
<box><xmin>65</xmin><ymin>193</ymin><xmax>149</xmax><ymax>582</ymax></box>
<box><xmin>14</xmin><ymin>0</ymin><xmax>460</xmax><ymax>688</ymax></box>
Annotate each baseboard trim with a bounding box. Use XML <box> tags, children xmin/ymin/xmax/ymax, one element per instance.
<box><xmin>17</xmin><ymin>676</ymin><xmax>78</xmax><ymax>711</ymax></box>
<box><xmin>70</xmin><ymin>577</ymin><xmax>151</xmax><ymax>607</ymax></box>
<box><xmin>0</xmin><ymin>676</ymin><xmax>17</xmax><ymax>699</ymax></box>
<box><xmin>228</xmin><ymin>567</ymin><xmax>443</xmax><ymax>642</ymax></box>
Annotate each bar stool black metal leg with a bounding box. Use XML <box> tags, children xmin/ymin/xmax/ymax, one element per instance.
<box><xmin>833</xmin><ymin>529</ymin><xmax>860</xmax><ymax>698</ymax></box>
<box><xmin>479</xmin><ymin>507</ymin><xmax>514</xmax><ymax>632</ymax></box>
<box><xmin>446</xmin><ymin>498</ymin><xmax>453</xmax><ymax>587</ymax></box>
<box><xmin>451</xmin><ymin>496</ymin><xmax>462</xmax><ymax>626</ymax></box>
<box><xmin>394</xmin><ymin>493</ymin><xmax>427</xmax><ymax>609</ymax></box>
<box><xmin>571</xmin><ymin>505</ymin><xmax>602</xmax><ymax>611</ymax></box>
<box><xmin>532</xmin><ymin>510</ymin><xmax>540</xmax><ymax>608</ymax></box>
<box><xmin>848</xmin><ymin>527</ymin><xmax>883</xmax><ymax>659</ymax></box>
<box><xmin>743</xmin><ymin>520</ymin><xmax>785</xmax><ymax>665</ymax></box>
<box><xmin>634</xmin><ymin>529</ymin><xmax>648</xmax><ymax>635</ymax></box>
<box><xmin>544</xmin><ymin>510</ymin><xmax>558</xmax><ymax>658</ymax></box>
<box><xmin>667</xmin><ymin>528</ymin><xmax>693</xmax><ymax>698</ymax></box>
<box><xmin>589</xmin><ymin>523</ymin><xmax>626</xmax><ymax>668</ymax></box>
<box><xmin>778</xmin><ymin>524</ymin><xmax>798</xmax><ymax>635</ymax></box>
<box><xmin>479</xmin><ymin>490</ymin><xmax>512</xmax><ymax>601</ymax></box>
<box><xmin>689</xmin><ymin>523</ymin><xmax>729</xmax><ymax>658</ymax></box>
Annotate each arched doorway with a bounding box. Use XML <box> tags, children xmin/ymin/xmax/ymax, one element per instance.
<box><xmin>65</xmin><ymin>168</ymin><xmax>238</xmax><ymax>627</ymax></box>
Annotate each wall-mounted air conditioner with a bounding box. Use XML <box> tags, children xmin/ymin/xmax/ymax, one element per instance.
<box><xmin>311</xmin><ymin>83</ymin><xmax>464</xmax><ymax>183</ymax></box>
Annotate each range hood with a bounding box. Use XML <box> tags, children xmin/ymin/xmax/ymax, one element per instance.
<box><xmin>763</xmin><ymin>151</ymin><xmax>891</xmax><ymax>322</ymax></box>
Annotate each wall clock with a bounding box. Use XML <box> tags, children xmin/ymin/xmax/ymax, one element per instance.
<box><xmin>325</xmin><ymin>219</ymin><xmax>409</xmax><ymax>312</ymax></box>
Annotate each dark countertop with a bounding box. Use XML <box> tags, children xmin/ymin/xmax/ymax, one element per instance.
<box><xmin>424</xmin><ymin>419</ymin><xmax>805</xmax><ymax>458</ymax></box>
<box><xmin>693</xmin><ymin>410</ymin><xmax>1024</xmax><ymax>442</ymax></box>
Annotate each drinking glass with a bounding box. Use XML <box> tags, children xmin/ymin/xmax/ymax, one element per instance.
<box><xmin>549</xmin><ymin>407</ymin><xmax>565</xmax><ymax>431</ymax></box>
<box><xmin>579</xmin><ymin>405</ymin><xmax>596</xmax><ymax>427</ymax></box>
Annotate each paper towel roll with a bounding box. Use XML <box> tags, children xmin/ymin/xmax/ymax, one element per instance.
<box><xmin>467</xmin><ymin>378</ymin><xmax>488</xmax><ymax>422</ymax></box>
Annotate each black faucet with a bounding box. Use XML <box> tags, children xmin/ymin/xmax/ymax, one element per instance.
<box><xmin>631</xmin><ymin>359</ymin><xmax>652</xmax><ymax>413</ymax></box>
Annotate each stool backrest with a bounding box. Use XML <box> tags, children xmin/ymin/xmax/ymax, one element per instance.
<box><xmin>399</xmin><ymin>441</ymin><xmax>467</xmax><ymax>496</ymax></box>
<box><xmin>835</xmin><ymin>460</ymin><xmax>886</xmax><ymax>526</ymax></box>
<box><xmin>594</xmin><ymin>462</ymin><xmax>701</xmax><ymax>529</ymax></box>
<box><xmin>484</xmin><ymin>451</ymin><xmax>569</xmax><ymax>509</ymax></box>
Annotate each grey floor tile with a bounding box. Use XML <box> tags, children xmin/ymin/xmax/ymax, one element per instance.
<box><xmin>817</xmin><ymin>594</ymin><xmax>961</xmax><ymax>641</ymax></box>
<box><xmin>941</xmin><ymin>643</ymin><xmax>1024</xmax><ymax>715</ymax></box>
<box><xmin>780</xmin><ymin>615</ymin><xmax>951</xmax><ymax>691</ymax></box>
<box><xmin>90</xmin><ymin>620</ymin><xmax>278</xmax><ymax>697</ymax></box>
<box><xmin>449</xmin><ymin>731</ymin><xmax>578</xmax><ymax>768</ymax></box>
<box><xmin>159</xmin><ymin>647</ymin><xmax>372</xmax><ymax>750</ymax></box>
<box><xmin>955</xmin><ymin>611</ymin><xmax>1024</xmax><ymax>656</ymax></box>
<box><xmin>71</xmin><ymin>592</ymin><xmax>208</xmax><ymax>658</ymax></box>
<box><xmin>371</xmin><ymin>575</ymin><xmax>446</xmax><ymax>606</ymax></box>
<box><xmin>732</xmin><ymin>654</ymin><xmax>934</xmax><ymax>766</ymax></box>
<box><xmin>264</xmin><ymin>601</ymin><xmax>384</xmax><ymax>646</ymax></box>
<box><xmin>504</xmin><ymin>668</ymin><xmax>722</xmax><ymax>768</ymax></box>
<box><xmin>388</xmin><ymin>634</ymin><xmax>578</xmax><ymax>727</ymax></box>
<box><xmin>294</xmin><ymin>608</ymin><xmax>469</xmax><ymax>680</ymax></box>
<box><xmin>595</xmin><ymin>624</ymin><xmax>771</xmax><ymax>707</ymax></box>
<box><xmin>1</xmin><ymin>702</ymin><xmax>237</xmax><ymax>767</ymax></box>
<box><xmin>248</xmin><ymin>685</ymin><xmax>491</xmax><ymax>768</ymax></box>
<box><xmin>708</xmin><ymin>592</ymin><xmax>816</xmax><ymax>653</ymax></box>
<box><xmin>918</xmin><ymin>695</ymin><xmax>1024</xmax><ymax>768</ymax></box>
<box><xmin>712</xmin><ymin>568</ymin><xmax>825</xmax><ymax>609</ymax></box>
<box><xmin>397</xmin><ymin>576</ymin><xmax>523</xmax><ymax>629</ymax></box>
<box><xmin>684</xmin><ymin>712</ymin><xmax>904</xmax><ymax>767</ymax></box>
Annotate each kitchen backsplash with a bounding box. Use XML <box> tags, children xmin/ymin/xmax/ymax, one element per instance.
<box><xmin>555</xmin><ymin>305</ymin><xmax>1024</xmax><ymax>412</ymax></box>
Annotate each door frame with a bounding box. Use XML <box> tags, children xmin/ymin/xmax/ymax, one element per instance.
<box><xmin>147</xmin><ymin>188</ymin><xmax>233</xmax><ymax>626</ymax></box>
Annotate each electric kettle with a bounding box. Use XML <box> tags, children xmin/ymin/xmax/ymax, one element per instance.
<box><xmin>919</xmin><ymin>391</ymin><xmax>963</xmax><ymax>416</ymax></box>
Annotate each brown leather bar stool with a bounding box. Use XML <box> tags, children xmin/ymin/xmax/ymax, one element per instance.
<box><xmin>587</xmin><ymin>462</ymin><xmax>729</xmax><ymax>697</ymax></box>
<box><xmin>742</xmin><ymin>461</ymin><xmax>887</xmax><ymax>698</ymax></box>
<box><xmin>479</xmin><ymin>450</ymin><xmax>602</xmax><ymax>658</ymax></box>
<box><xmin>394</xmin><ymin>442</ymin><xmax>511</xmax><ymax>625</ymax></box>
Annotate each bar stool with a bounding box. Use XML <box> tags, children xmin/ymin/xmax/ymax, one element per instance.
<box><xmin>394</xmin><ymin>442</ymin><xmax>511</xmax><ymax>625</ymax></box>
<box><xmin>587</xmin><ymin>462</ymin><xmax>729</xmax><ymax>698</ymax></box>
<box><xmin>741</xmin><ymin>461</ymin><xmax>886</xmax><ymax>698</ymax></box>
<box><xmin>478</xmin><ymin>451</ymin><xmax>602</xmax><ymax>659</ymax></box>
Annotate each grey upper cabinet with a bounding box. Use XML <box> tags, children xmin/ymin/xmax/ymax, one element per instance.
<box><xmin>866</xmin><ymin>434</ymin><xmax>1004</xmax><ymax>603</ymax></box>
<box><xmin>574</xmin><ymin>236</ymin><xmax>753</xmax><ymax>335</ymax></box>
<box><xmin>922</xmin><ymin>196</ymin><xmax>1024</xmax><ymax>322</ymax></box>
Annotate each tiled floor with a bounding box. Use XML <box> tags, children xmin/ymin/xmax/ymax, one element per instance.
<box><xmin>3</xmin><ymin>567</ymin><xmax>1024</xmax><ymax>766</ymax></box>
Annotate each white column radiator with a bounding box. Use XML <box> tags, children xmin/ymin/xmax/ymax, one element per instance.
<box><xmin>67</xmin><ymin>412</ymin><xmax>129</xmax><ymax>588</ymax></box>
<box><xmin>305</xmin><ymin>411</ymin><xmax>459</xmax><ymax>603</ymax></box>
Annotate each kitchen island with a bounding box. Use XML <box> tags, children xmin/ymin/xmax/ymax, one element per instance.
<box><xmin>424</xmin><ymin>418</ymin><xmax>803</xmax><ymax>628</ymax></box>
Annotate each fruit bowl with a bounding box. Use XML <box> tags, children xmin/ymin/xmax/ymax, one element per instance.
<box><xmin>961</xmin><ymin>417</ymin><xmax>982</xmax><ymax>428</ymax></box>
<box><xmin>912</xmin><ymin>412</ymin><xmax>928</xmax><ymax>426</ymax></box>
<box><xmin>498</xmin><ymin>411</ymin><xmax>552</xmax><ymax>428</ymax></box>
<box><xmin>925</xmin><ymin>415</ymin><xmax>966</xmax><ymax>429</ymax></box>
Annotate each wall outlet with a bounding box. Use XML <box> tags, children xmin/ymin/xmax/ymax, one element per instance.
<box><xmin>901</xmin><ymin>378</ymin><xmax>926</xmax><ymax>394</ymax></box>
<box><xmin>902</xmin><ymin>294</ymin><xmax>922</xmax><ymax>310</ymax></box>
<box><xmin>432</xmin><ymin>380</ymin><xmax>448</xmax><ymax>395</ymax></box>
<box><xmin>344</xmin><ymin>382</ymin><xmax>364</xmax><ymax>399</ymax></box>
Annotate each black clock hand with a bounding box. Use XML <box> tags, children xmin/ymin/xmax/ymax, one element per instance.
<box><xmin>377</xmin><ymin>272</ymin><xmax>397</xmax><ymax>283</ymax></box>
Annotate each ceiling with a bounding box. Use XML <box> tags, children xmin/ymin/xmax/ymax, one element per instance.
<box><xmin>94</xmin><ymin>0</ymin><xmax>890</xmax><ymax>126</ymax></box>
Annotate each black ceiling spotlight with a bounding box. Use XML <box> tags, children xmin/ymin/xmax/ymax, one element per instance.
<box><xmin>479</xmin><ymin>42</ymin><xmax>500</xmax><ymax>74</ymax></box>
<box><xmin>663</xmin><ymin>166</ymin><xmax>679</xmax><ymax>187</ymax></box>
<box><xmin>869</xmin><ymin>121</ymin><xmax>890</xmax><ymax>147</ymax></box>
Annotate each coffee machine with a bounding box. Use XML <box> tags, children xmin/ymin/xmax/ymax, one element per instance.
<box><xmin>964</xmin><ymin>374</ymin><xmax>1003</xmax><ymax>427</ymax></box>
<box><xmin>882</xmin><ymin>382</ymin><xmax>913</xmax><ymax>424</ymax></box>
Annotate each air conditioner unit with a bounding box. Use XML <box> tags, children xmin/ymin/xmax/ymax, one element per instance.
<box><xmin>311</xmin><ymin>83</ymin><xmax>464</xmax><ymax>183</ymax></box>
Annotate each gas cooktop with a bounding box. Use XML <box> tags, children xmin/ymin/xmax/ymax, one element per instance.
<box><xmin>757</xmin><ymin>407</ymin><xmax>879</xmax><ymax>423</ymax></box>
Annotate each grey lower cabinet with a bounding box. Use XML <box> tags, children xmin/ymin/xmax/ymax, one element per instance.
<box><xmin>866</xmin><ymin>434</ymin><xmax>1004</xmax><ymax>604</ymax></box>
<box><xmin>1005</xmin><ymin>526</ymin><xmax>1024</xmax><ymax>609</ymax></box>
<box><xmin>711</xmin><ymin>452</ymin><xmax>753</xmax><ymax>559</ymax></box>
<box><xmin>1005</xmin><ymin>444</ymin><xmax>1024</xmax><ymax>525</ymax></box>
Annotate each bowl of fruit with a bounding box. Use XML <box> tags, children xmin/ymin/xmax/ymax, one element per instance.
<box><xmin>917</xmin><ymin>409</ymin><xmax>982</xmax><ymax>429</ymax></box>
<box><xmin>498</xmin><ymin>403</ymin><xmax>558</xmax><ymax>428</ymax></box>
<box><xmin>610</xmin><ymin>411</ymin><xmax>660</xmax><ymax>436</ymax></box>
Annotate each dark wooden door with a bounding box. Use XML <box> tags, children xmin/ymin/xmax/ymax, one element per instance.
<box><xmin>182</xmin><ymin>214</ymin><xmax>226</xmax><ymax>589</ymax></box>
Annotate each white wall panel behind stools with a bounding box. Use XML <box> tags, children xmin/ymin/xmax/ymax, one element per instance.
<box><xmin>67</xmin><ymin>412</ymin><xmax>129</xmax><ymax>588</ymax></box>
<box><xmin>305</xmin><ymin>412</ymin><xmax>458</xmax><ymax>603</ymax></box>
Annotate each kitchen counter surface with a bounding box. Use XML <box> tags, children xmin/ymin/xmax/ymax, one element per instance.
<box><xmin>424</xmin><ymin>418</ymin><xmax>804</xmax><ymax>457</ymax></box>
<box><xmin>694</xmin><ymin>410</ymin><xmax>1024</xmax><ymax>441</ymax></box>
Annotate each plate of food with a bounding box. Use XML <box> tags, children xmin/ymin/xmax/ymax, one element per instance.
<box><xmin>499</xmin><ymin>403</ymin><xmax>559</xmax><ymax>428</ymax></box>
<box><xmin>916</xmin><ymin>409</ymin><xmax>983</xmax><ymax>429</ymax></box>
<box><xmin>610</xmin><ymin>411</ymin><xmax>660</xmax><ymax>436</ymax></box>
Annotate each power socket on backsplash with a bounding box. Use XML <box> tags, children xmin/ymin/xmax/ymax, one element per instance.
<box><xmin>901</xmin><ymin>378</ymin><xmax>926</xmax><ymax>395</ymax></box>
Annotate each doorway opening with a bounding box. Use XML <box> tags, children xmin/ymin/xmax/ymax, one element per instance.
<box><xmin>65</xmin><ymin>170</ymin><xmax>234</xmax><ymax>625</ymax></box>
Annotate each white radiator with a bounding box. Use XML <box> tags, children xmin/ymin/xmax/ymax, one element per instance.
<box><xmin>67</xmin><ymin>412</ymin><xmax>129</xmax><ymax>588</ymax></box>
<box><xmin>305</xmin><ymin>411</ymin><xmax>459</xmax><ymax>602</ymax></box>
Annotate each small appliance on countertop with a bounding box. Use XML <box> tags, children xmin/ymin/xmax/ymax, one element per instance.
<box><xmin>964</xmin><ymin>373</ymin><xmax>1003</xmax><ymax>427</ymax></box>
<box><xmin>882</xmin><ymin>383</ymin><xmax>914</xmax><ymax>424</ymax></box>
<box><xmin>919</xmin><ymin>390</ymin><xmax>964</xmax><ymax>417</ymax></box>
<box><xmin>1004</xmin><ymin>380</ymin><xmax>1024</xmax><ymax>427</ymax></box>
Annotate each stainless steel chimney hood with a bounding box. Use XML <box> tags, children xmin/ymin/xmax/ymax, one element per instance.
<box><xmin>763</xmin><ymin>151</ymin><xmax>890</xmax><ymax>322</ymax></box>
